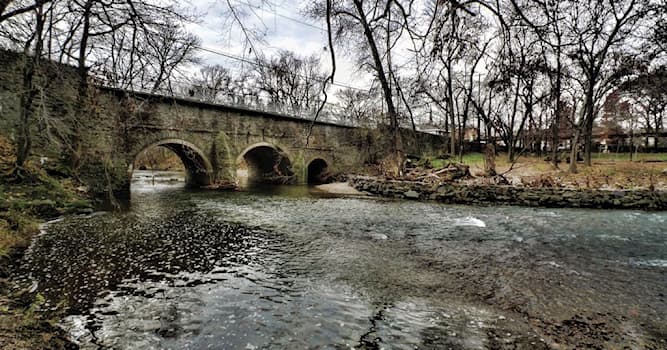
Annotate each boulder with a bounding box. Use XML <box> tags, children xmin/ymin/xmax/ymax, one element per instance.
<box><xmin>404</xmin><ymin>190</ymin><xmax>420</xmax><ymax>199</ymax></box>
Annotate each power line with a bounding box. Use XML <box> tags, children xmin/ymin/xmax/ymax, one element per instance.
<box><xmin>232</xmin><ymin>0</ymin><xmax>327</xmax><ymax>32</ymax></box>
<box><xmin>194</xmin><ymin>45</ymin><xmax>370</xmax><ymax>92</ymax></box>
<box><xmin>213</xmin><ymin>1</ymin><xmax>418</xmax><ymax>91</ymax></box>
<box><xmin>235</xmin><ymin>0</ymin><xmax>416</xmax><ymax>63</ymax></box>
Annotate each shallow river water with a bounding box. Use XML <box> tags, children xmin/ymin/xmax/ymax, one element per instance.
<box><xmin>15</xmin><ymin>171</ymin><xmax>667</xmax><ymax>349</ymax></box>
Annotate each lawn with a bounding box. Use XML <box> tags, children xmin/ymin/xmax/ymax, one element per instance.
<box><xmin>429</xmin><ymin>153</ymin><xmax>485</xmax><ymax>169</ymax></box>
<box><xmin>448</xmin><ymin>151</ymin><xmax>667</xmax><ymax>190</ymax></box>
<box><xmin>592</xmin><ymin>152</ymin><xmax>667</xmax><ymax>162</ymax></box>
<box><xmin>451</xmin><ymin>151</ymin><xmax>667</xmax><ymax>167</ymax></box>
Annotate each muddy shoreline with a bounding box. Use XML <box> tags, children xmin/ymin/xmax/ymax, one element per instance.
<box><xmin>349</xmin><ymin>176</ymin><xmax>667</xmax><ymax>210</ymax></box>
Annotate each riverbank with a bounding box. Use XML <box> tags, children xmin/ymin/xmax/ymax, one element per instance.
<box><xmin>449</xmin><ymin>152</ymin><xmax>667</xmax><ymax>191</ymax></box>
<box><xmin>0</xmin><ymin>213</ymin><xmax>84</xmax><ymax>348</ymax></box>
<box><xmin>0</xmin><ymin>174</ymin><xmax>91</xmax><ymax>349</ymax></box>
<box><xmin>314</xmin><ymin>182</ymin><xmax>367</xmax><ymax>196</ymax></box>
<box><xmin>349</xmin><ymin>176</ymin><xmax>667</xmax><ymax>210</ymax></box>
<box><xmin>0</xmin><ymin>137</ymin><xmax>93</xmax><ymax>349</ymax></box>
<box><xmin>0</xmin><ymin>175</ymin><xmax>92</xmax><ymax>349</ymax></box>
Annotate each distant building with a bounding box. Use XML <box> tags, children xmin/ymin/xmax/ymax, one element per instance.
<box><xmin>463</xmin><ymin>127</ymin><xmax>479</xmax><ymax>142</ymax></box>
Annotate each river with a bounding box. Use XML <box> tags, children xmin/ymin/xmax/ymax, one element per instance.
<box><xmin>14</xmin><ymin>170</ymin><xmax>667</xmax><ymax>349</ymax></box>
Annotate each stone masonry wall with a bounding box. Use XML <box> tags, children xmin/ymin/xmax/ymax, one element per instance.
<box><xmin>350</xmin><ymin>176</ymin><xmax>667</xmax><ymax>210</ymax></box>
<box><xmin>0</xmin><ymin>49</ymin><xmax>448</xmax><ymax>195</ymax></box>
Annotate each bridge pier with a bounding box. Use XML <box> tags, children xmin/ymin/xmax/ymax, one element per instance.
<box><xmin>0</xmin><ymin>49</ymin><xmax>449</xmax><ymax>201</ymax></box>
<box><xmin>128</xmin><ymin>138</ymin><xmax>331</xmax><ymax>190</ymax></box>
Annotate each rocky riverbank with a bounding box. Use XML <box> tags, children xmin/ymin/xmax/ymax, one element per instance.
<box><xmin>0</xmin><ymin>137</ymin><xmax>92</xmax><ymax>349</ymax></box>
<box><xmin>349</xmin><ymin>176</ymin><xmax>667</xmax><ymax>210</ymax></box>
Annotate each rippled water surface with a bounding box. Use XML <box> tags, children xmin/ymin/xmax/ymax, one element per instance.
<box><xmin>16</xmin><ymin>171</ymin><xmax>667</xmax><ymax>349</ymax></box>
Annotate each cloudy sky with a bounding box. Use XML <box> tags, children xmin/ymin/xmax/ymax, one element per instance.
<box><xmin>185</xmin><ymin>0</ymin><xmax>373</xmax><ymax>93</ymax></box>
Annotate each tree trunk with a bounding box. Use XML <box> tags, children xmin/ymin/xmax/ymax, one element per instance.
<box><xmin>583</xmin><ymin>114</ymin><xmax>594</xmax><ymax>166</ymax></box>
<box><xmin>583</xmin><ymin>70</ymin><xmax>597</xmax><ymax>167</ymax></box>
<box><xmin>70</xmin><ymin>0</ymin><xmax>93</xmax><ymax>174</ymax></box>
<box><xmin>446</xmin><ymin>65</ymin><xmax>456</xmax><ymax>158</ymax></box>
<box><xmin>507</xmin><ymin>75</ymin><xmax>521</xmax><ymax>162</ymax></box>
<box><xmin>551</xmin><ymin>51</ymin><xmax>562</xmax><ymax>167</ymax></box>
<box><xmin>484</xmin><ymin>143</ymin><xmax>496</xmax><ymax>176</ymax></box>
<box><xmin>476</xmin><ymin>111</ymin><xmax>481</xmax><ymax>151</ymax></box>
<box><xmin>16</xmin><ymin>61</ymin><xmax>37</xmax><ymax>167</ymax></box>
<box><xmin>15</xmin><ymin>4</ymin><xmax>45</xmax><ymax>168</ymax></box>
<box><xmin>352</xmin><ymin>0</ymin><xmax>403</xmax><ymax>176</ymax></box>
<box><xmin>569</xmin><ymin>101</ymin><xmax>587</xmax><ymax>173</ymax></box>
<box><xmin>0</xmin><ymin>0</ymin><xmax>11</xmax><ymax>19</ymax></box>
<box><xmin>569</xmin><ymin>128</ymin><xmax>580</xmax><ymax>173</ymax></box>
<box><xmin>629</xmin><ymin>124</ymin><xmax>635</xmax><ymax>161</ymax></box>
<box><xmin>508</xmin><ymin>134</ymin><xmax>515</xmax><ymax>162</ymax></box>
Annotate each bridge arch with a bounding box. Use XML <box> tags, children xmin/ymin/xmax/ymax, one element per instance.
<box><xmin>307</xmin><ymin>158</ymin><xmax>331</xmax><ymax>184</ymax></box>
<box><xmin>131</xmin><ymin>139</ymin><xmax>213</xmax><ymax>187</ymax></box>
<box><xmin>236</xmin><ymin>142</ymin><xmax>295</xmax><ymax>185</ymax></box>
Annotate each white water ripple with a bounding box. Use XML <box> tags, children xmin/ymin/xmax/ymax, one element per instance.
<box><xmin>452</xmin><ymin>217</ymin><xmax>487</xmax><ymax>228</ymax></box>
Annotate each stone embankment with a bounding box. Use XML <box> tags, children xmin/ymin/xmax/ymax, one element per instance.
<box><xmin>349</xmin><ymin>176</ymin><xmax>667</xmax><ymax>210</ymax></box>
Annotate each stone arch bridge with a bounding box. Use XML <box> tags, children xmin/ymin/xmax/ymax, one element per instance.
<box><xmin>109</xmin><ymin>87</ymin><xmax>446</xmax><ymax>192</ymax></box>
<box><xmin>0</xmin><ymin>50</ymin><xmax>446</xmax><ymax>195</ymax></box>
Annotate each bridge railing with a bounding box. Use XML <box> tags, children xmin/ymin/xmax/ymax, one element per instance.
<box><xmin>91</xmin><ymin>73</ymin><xmax>356</xmax><ymax>128</ymax></box>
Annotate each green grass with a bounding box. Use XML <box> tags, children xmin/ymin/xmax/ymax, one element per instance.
<box><xmin>440</xmin><ymin>152</ymin><xmax>667</xmax><ymax>165</ymax></box>
<box><xmin>0</xmin><ymin>210</ymin><xmax>38</xmax><ymax>257</ymax></box>
<box><xmin>459</xmin><ymin>153</ymin><xmax>485</xmax><ymax>165</ymax></box>
<box><xmin>429</xmin><ymin>158</ymin><xmax>446</xmax><ymax>169</ymax></box>
<box><xmin>592</xmin><ymin>152</ymin><xmax>667</xmax><ymax>162</ymax></box>
<box><xmin>426</xmin><ymin>153</ymin><xmax>486</xmax><ymax>169</ymax></box>
<box><xmin>0</xmin><ymin>165</ymin><xmax>90</xmax><ymax>258</ymax></box>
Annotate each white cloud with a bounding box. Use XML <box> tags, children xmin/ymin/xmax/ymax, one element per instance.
<box><xmin>186</xmin><ymin>0</ymin><xmax>374</xmax><ymax>93</ymax></box>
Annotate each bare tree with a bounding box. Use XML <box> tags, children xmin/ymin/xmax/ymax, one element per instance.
<box><xmin>310</xmin><ymin>0</ymin><xmax>413</xmax><ymax>176</ymax></box>
<box><xmin>335</xmin><ymin>87</ymin><xmax>382</xmax><ymax>126</ymax></box>
<box><xmin>1</xmin><ymin>0</ymin><xmax>200</xmax><ymax>176</ymax></box>
<box><xmin>621</xmin><ymin>66</ymin><xmax>667</xmax><ymax>151</ymax></box>
<box><xmin>416</xmin><ymin>0</ymin><xmax>473</xmax><ymax>158</ymax></box>
<box><xmin>0</xmin><ymin>0</ymin><xmax>51</xmax><ymax>23</ymax></box>
<box><xmin>564</xmin><ymin>0</ymin><xmax>649</xmax><ymax>166</ymax></box>
<box><xmin>142</xmin><ymin>22</ymin><xmax>200</xmax><ymax>94</ymax></box>
<box><xmin>189</xmin><ymin>64</ymin><xmax>233</xmax><ymax>103</ymax></box>
<box><xmin>508</xmin><ymin>0</ymin><xmax>569</xmax><ymax>167</ymax></box>
<box><xmin>254</xmin><ymin>50</ymin><xmax>325</xmax><ymax>111</ymax></box>
<box><xmin>14</xmin><ymin>2</ymin><xmax>46</xmax><ymax>171</ymax></box>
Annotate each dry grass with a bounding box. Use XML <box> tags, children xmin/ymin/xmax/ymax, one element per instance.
<box><xmin>0</xmin><ymin>292</ymin><xmax>74</xmax><ymax>350</ymax></box>
<box><xmin>0</xmin><ymin>136</ymin><xmax>15</xmax><ymax>175</ymax></box>
<box><xmin>0</xmin><ymin>212</ymin><xmax>37</xmax><ymax>258</ymax></box>
<box><xmin>464</xmin><ymin>153</ymin><xmax>667</xmax><ymax>190</ymax></box>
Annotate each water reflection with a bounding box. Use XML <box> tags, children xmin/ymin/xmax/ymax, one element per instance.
<box><xmin>15</xmin><ymin>172</ymin><xmax>667</xmax><ymax>349</ymax></box>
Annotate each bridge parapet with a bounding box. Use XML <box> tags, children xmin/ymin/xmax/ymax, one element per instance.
<box><xmin>0</xmin><ymin>49</ymin><xmax>448</xmax><ymax>197</ymax></box>
<box><xmin>92</xmin><ymin>77</ymin><xmax>352</xmax><ymax>128</ymax></box>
